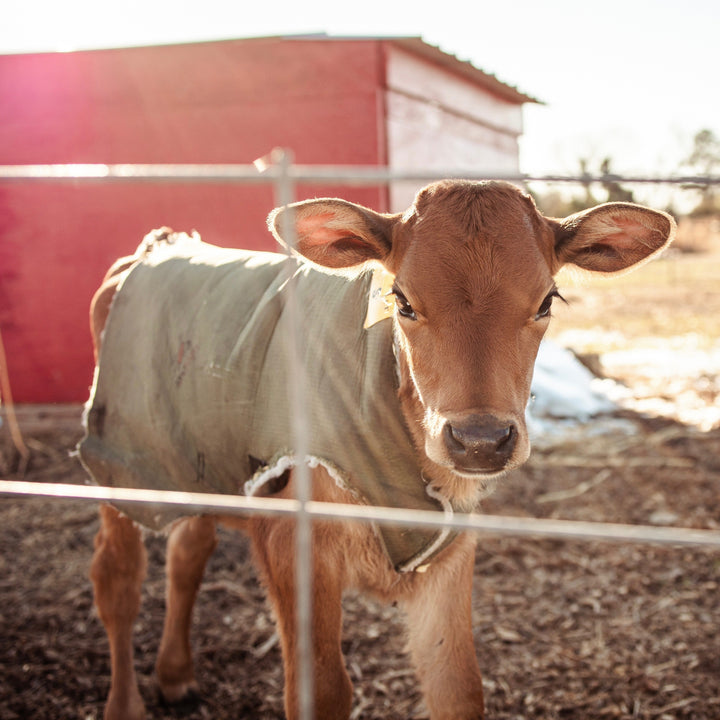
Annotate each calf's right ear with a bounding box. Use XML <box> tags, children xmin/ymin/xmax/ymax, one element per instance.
<box><xmin>553</xmin><ymin>202</ymin><xmax>676</xmax><ymax>274</ymax></box>
<box><xmin>268</xmin><ymin>199</ymin><xmax>399</xmax><ymax>270</ymax></box>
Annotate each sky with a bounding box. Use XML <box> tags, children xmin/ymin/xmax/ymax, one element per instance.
<box><xmin>2</xmin><ymin>0</ymin><xmax>719</xmax><ymax>202</ymax></box>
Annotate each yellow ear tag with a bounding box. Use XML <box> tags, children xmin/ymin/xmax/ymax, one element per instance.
<box><xmin>363</xmin><ymin>266</ymin><xmax>396</xmax><ymax>329</ymax></box>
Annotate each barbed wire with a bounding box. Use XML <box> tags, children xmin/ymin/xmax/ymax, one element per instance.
<box><xmin>1</xmin><ymin>162</ymin><xmax>719</xmax><ymax>186</ymax></box>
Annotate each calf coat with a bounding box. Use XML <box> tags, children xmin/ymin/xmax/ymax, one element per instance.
<box><xmin>79</xmin><ymin>230</ymin><xmax>456</xmax><ymax>571</ymax></box>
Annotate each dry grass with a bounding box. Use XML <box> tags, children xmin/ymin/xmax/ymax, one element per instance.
<box><xmin>549</xmin><ymin>249</ymin><xmax>720</xmax><ymax>349</ymax></box>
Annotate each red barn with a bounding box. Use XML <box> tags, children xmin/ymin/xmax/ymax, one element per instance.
<box><xmin>0</xmin><ymin>35</ymin><xmax>536</xmax><ymax>403</ymax></box>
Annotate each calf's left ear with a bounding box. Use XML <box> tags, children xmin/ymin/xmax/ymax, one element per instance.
<box><xmin>554</xmin><ymin>202</ymin><xmax>676</xmax><ymax>273</ymax></box>
<box><xmin>268</xmin><ymin>198</ymin><xmax>399</xmax><ymax>270</ymax></box>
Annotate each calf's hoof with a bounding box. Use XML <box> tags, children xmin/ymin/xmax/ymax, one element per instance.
<box><xmin>156</xmin><ymin>653</ymin><xmax>200</xmax><ymax>706</ymax></box>
<box><xmin>104</xmin><ymin>688</ymin><xmax>146</xmax><ymax>720</ymax></box>
<box><xmin>158</xmin><ymin>681</ymin><xmax>202</xmax><ymax>710</ymax></box>
<box><xmin>158</xmin><ymin>677</ymin><xmax>200</xmax><ymax>704</ymax></box>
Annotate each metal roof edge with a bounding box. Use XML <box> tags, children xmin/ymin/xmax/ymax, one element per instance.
<box><xmin>386</xmin><ymin>37</ymin><xmax>542</xmax><ymax>106</ymax></box>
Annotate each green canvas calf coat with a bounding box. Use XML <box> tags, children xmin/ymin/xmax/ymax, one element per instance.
<box><xmin>79</xmin><ymin>232</ymin><xmax>458</xmax><ymax>572</ymax></box>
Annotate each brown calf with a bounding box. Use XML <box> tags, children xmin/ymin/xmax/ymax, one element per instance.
<box><xmin>83</xmin><ymin>180</ymin><xmax>674</xmax><ymax>720</ymax></box>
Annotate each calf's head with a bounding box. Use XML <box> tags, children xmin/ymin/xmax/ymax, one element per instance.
<box><xmin>269</xmin><ymin>180</ymin><xmax>674</xmax><ymax>486</ymax></box>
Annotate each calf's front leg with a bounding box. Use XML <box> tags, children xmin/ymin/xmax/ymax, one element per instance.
<box><xmin>90</xmin><ymin>504</ymin><xmax>148</xmax><ymax>720</ymax></box>
<box><xmin>402</xmin><ymin>534</ymin><xmax>484</xmax><ymax>720</ymax></box>
<box><xmin>250</xmin><ymin>513</ymin><xmax>353</xmax><ymax>720</ymax></box>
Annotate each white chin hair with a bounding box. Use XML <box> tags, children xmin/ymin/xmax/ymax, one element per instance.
<box><xmin>453</xmin><ymin>471</ymin><xmax>501</xmax><ymax>502</ymax></box>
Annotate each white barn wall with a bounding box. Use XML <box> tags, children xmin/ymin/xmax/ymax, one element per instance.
<box><xmin>384</xmin><ymin>45</ymin><xmax>524</xmax><ymax>210</ymax></box>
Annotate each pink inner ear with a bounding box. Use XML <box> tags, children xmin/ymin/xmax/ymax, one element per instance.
<box><xmin>296</xmin><ymin>213</ymin><xmax>349</xmax><ymax>247</ymax></box>
<box><xmin>607</xmin><ymin>216</ymin><xmax>655</xmax><ymax>249</ymax></box>
<box><xmin>585</xmin><ymin>212</ymin><xmax>668</xmax><ymax>257</ymax></box>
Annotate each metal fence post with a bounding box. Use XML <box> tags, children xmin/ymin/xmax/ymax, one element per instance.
<box><xmin>272</xmin><ymin>147</ymin><xmax>315</xmax><ymax>720</ymax></box>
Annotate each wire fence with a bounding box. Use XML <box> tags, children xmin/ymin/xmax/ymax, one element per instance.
<box><xmin>1</xmin><ymin>154</ymin><xmax>719</xmax><ymax>720</ymax></box>
<box><xmin>2</xmin><ymin>159</ymin><xmax>720</xmax><ymax>186</ymax></box>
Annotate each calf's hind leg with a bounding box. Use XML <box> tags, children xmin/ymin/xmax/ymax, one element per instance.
<box><xmin>90</xmin><ymin>504</ymin><xmax>148</xmax><ymax>720</ymax></box>
<box><xmin>156</xmin><ymin>515</ymin><xmax>218</xmax><ymax>702</ymax></box>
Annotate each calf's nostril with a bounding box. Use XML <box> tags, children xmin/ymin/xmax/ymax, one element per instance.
<box><xmin>446</xmin><ymin>423</ymin><xmax>468</xmax><ymax>450</ymax></box>
<box><xmin>496</xmin><ymin>424</ymin><xmax>515</xmax><ymax>449</ymax></box>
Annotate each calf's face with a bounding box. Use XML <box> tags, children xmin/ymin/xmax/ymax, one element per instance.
<box><xmin>269</xmin><ymin>180</ymin><xmax>674</xmax><ymax>483</ymax></box>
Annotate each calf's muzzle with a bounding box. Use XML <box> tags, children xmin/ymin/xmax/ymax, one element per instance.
<box><xmin>442</xmin><ymin>414</ymin><xmax>517</xmax><ymax>474</ymax></box>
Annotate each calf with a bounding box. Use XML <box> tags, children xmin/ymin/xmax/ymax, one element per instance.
<box><xmin>79</xmin><ymin>180</ymin><xmax>674</xmax><ymax>720</ymax></box>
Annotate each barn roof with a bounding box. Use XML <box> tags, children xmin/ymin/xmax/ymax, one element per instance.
<box><xmin>386</xmin><ymin>36</ymin><xmax>542</xmax><ymax>106</ymax></box>
<box><xmin>276</xmin><ymin>34</ymin><xmax>541</xmax><ymax>106</ymax></box>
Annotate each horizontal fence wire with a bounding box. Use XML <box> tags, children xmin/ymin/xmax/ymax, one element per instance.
<box><xmin>1</xmin><ymin>162</ymin><xmax>720</xmax><ymax>186</ymax></box>
<box><xmin>2</xmin><ymin>479</ymin><xmax>720</xmax><ymax>548</ymax></box>
<box><xmin>2</xmin><ymin>155</ymin><xmax>719</xmax><ymax>720</ymax></box>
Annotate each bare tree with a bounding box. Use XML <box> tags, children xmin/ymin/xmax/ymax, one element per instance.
<box><xmin>600</xmin><ymin>158</ymin><xmax>634</xmax><ymax>203</ymax></box>
<box><xmin>684</xmin><ymin>129</ymin><xmax>720</xmax><ymax>215</ymax></box>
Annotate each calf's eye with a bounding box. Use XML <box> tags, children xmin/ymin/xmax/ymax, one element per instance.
<box><xmin>535</xmin><ymin>289</ymin><xmax>565</xmax><ymax>321</ymax></box>
<box><xmin>391</xmin><ymin>284</ymin><xmax>417</xmax><ymax>321</ymax></box>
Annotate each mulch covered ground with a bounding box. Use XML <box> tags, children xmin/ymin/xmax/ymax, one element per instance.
<box><xmin>1</xmin><ymin>406</ymin><xmax>718</xmax><ymax>719</ymax></box>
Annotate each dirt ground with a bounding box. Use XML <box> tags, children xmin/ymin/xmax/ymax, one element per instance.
<box><xmin>1</xmin><ymin>249</ymin><xmax>719</xmax><ymax>720</ymax></box>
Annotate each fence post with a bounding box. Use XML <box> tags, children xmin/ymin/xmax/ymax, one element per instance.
<box><xmin>272</xmin><ymin>147</ymin><xmax>315</xmax><ymax>720</ymax></box>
